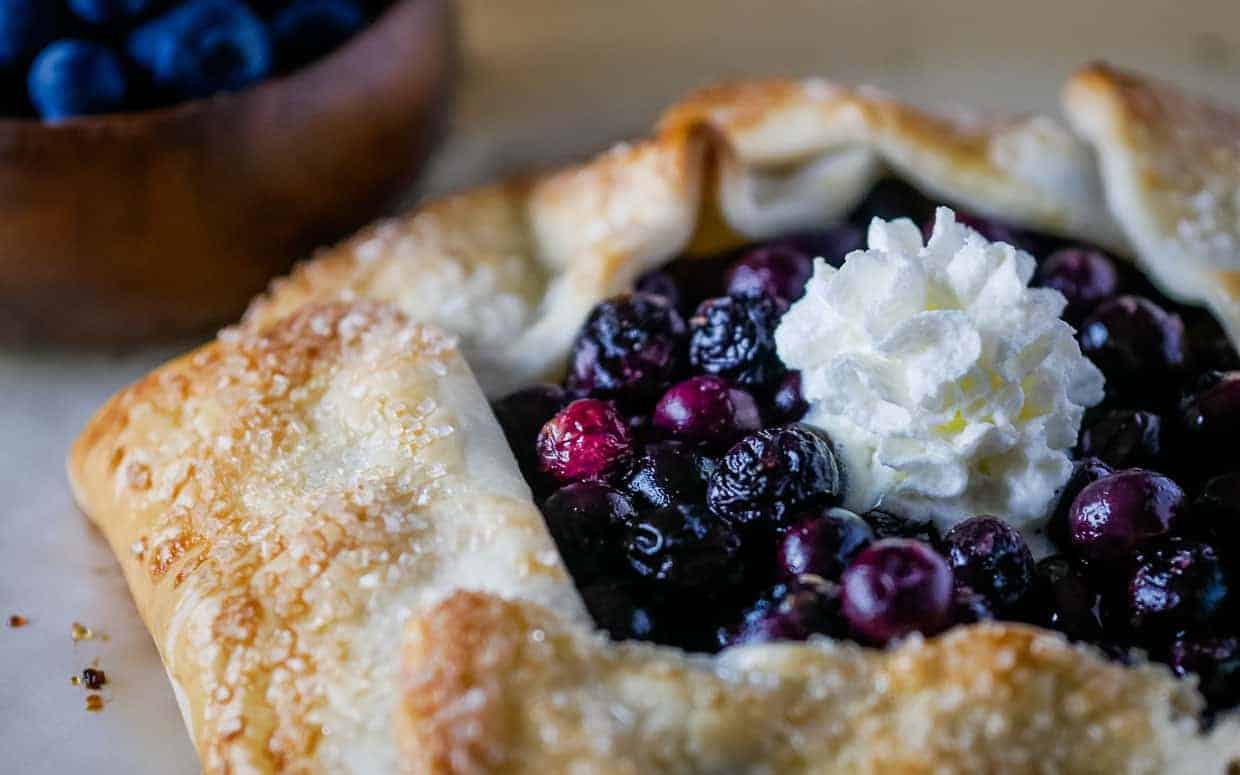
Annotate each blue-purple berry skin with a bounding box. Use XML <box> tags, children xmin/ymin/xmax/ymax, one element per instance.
<box><xmin>777</xmin><ymin>507</ymin><xmax>874</xmax><ymax>582</ymax></box>
<box><xmin>727</xmin><ymin>578</ymin><xmax>844</xmax><ymax>646</ymax></box>
<box><xmin>270</xmin><ymin>0</ymin><xmax>366</xmax><ymax>71</ymax></box>
<box><xmin>1078</xmin><ymin>410</ymin><xmax>1162</xmax><ymax>470</ymax></box>
<box><xmin>0</xmin><ymin>0</ymin><xmax>57</xmax><ymax>69</ymax></box>
<box><xmin>1068</xmin><ymin>469</ymin><xmax>1187</xmax><ymax>565</ymax></box>
<box><xmin>1126</xmin><ymin>537</ymin><xmax>1230</xmax><ymax>638</ymax></box>
<box><xmin>688</xmin><ymin>292</ymin><xmax>787</xmax><ymax>389</ymax></box>
<box><xmin>568</xmin><ymin>293</ymin><xmax>687</xmax><ymax>398</ymax></box>
<box><xmin>27</xmin><ymin>39</ymin><xmax>129</xmax><ymax>120</ymax></box>
<box><xmin>942</xmin><ymin>517</ymin><xmax>1036</xmax><ymax>613</ymax></box>
<box><xmin>725</xmin><ymin>243</ymin><xmax>814</xmax><ymax>302</ymax></box>
<box><xmin>840</xmin><ymin>538</ymin><xmax>954</xmax><ymax>645</ymax></box>
<box><xmin>1079</xmin><ymin>295</ymin><xmax>1187</xmax><ymax>399</ymax></box>
<box><xmin>652</xmin><ymin>376</ymin><xmax>760</xmax><ymax>444</ymax></box>
<box><xmin>541</xmin><ymin>482</ymin><xmax>635</xmax><ymax>584</ymax></box>
<box><xmin>706</xmin><ymin>425</ymin><xmax>841</xmax><ymax>528</ymax></box>
<box><xmin>1036</xmin><ymin>248</ymin><xmax>1120</xmax><ymax>323</ymax></box>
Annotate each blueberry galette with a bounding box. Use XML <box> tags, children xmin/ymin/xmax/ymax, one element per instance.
<box><xmin>71</xmin><ymin>64</ymin><xmax>1240</xmax><ymax>773</ymax></box>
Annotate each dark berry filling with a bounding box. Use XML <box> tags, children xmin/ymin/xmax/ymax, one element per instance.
<box><xmin>492</xmin><ymin>179</ymin><xmax>1240</xmax><ymax>718</ymax></box>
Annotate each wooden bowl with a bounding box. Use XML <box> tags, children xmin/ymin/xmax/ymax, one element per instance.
<box><xmin>0</xmin><ymin>0</ymin><xmax>456</xmax><ymax>346</ymax></box>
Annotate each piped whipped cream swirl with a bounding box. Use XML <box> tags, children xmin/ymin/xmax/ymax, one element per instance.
<box><xmin>775</xmin><ymin>208</ymin><xmax>1105</xmax><ymax>539</ymax></box>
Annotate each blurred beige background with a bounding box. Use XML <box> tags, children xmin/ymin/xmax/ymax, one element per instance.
<box><xmin>4</xmin><ymin>1</ymin><xmax>1240</xmax><ymax>773</ymax></box>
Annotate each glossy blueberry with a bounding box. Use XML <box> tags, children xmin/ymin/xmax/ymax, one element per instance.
<box><xmin>1079</xmin><ymin>295</ymin><xmax>1187</xmax><ymax>398</ymax></box>
<box><xmin>1035</xmin><ymin>248</ymin><xmax>1120</xmax><ymax>323</ymax></box>
<box><xmin>951</xmin><ymin>584</ymin><xmax>997</xmax><ymax>626</ymax></box>
<box><xmin>567</xmin><ymin>293</ymin><xmax>687</xmax><ymax>398</ymax></box>
<box><xmin>652</xmin><ymin>375</ymin><xmax>760</xmax><ymax>444</ymax></box>
<box><xmin>578</xmin><ymin>581</ymin><xmax>657</xmax><ymax>642</ymax></box>
<box><xmin>619</xmin><ymin>440</ymin><xmax>708</xmax><ymax>510</ymax></box>
<box><xmin>1068</xmin><ymin>469</ymin><xmax>1188</xmax><ymax>565</ymax></box>
<box><xmin>725</xmin><ymin>243</ymin><xmax>814</xmax><ymax>302</ymax></box>
<box><xmin>861</xmin><ymin>508</ymin><xmax>940</xmax><ymax>546</ymax></box>
<box><xmin>27</xmin><ymin>40</ymin><xmax>128</xmax><ymax>120</ymax></box>
<box><xmin>1193</xmin><ymin>473</ymin><xmax>1240</xmax><ymax>550</ymax></box>
<box><xmin>67</xmin><ymin>0</ymin><xmax>152</xmax><ymax>25</ymax></box>
<box><xmin>766</xmin><ymin>370</ymin><xmax>809</xmax><ymax>425</ymax></box>
<box><xmin>777</xmin><ymin>507</ymin><xmax>874</xmax><ymax>582</ymax></box>
<box><xmin>726</xmin><ymin>577</ymin><xmax>844</xmax><ymax>645</ymax></box>
<box><xmin>1126</xmin><ymin>537</ymin><xmax>1230</xmax><ymax>638</ymax></box>
<box><xmin>271</xmin><ymin>0</ymin><xmax>365</xmax><ymax>70</ymax></box>
<box><xmin>1078</xmin><ymin>410</ymin><xmax>1163</xmax><ymax>469</ymax></box>
<box><xmin>840</xmin><ymin>538</ymin><xmax>954</xmax><ymax>645</ymax></box>
<box><xmin>942</xmin><ymin>517</ymin><xmax>1036</xmax><ymax>613</ymax></box>
<box><xmin>634</xmin><ymin>269</ymin><xmax>681</xmax><ymax>309</ymax></box>
<box><xmin>541</xmin><ymin>482</ymin><xmax>635</xmax><ymax>584</ymax></box>
<box><xmin>1168</xmin><ymin>635</ymin><xmax>1240</xmax><ymax>711</ymax></box>
<box><xmin>0</xmin><ymin>0</ymin><xmax>56</xmax><ymax>69</ymax></box>
<box><xmin>1033</xmin><ymin>555</ymin><xmax>1102</xmax><ymax>640</ymax></box>
<box><xmin>688</xmin><ymin>291</ymin><xmax>787</xmax><ymax>388</ymax></box>
<box><xmin>706</xmin><ymin>425</ymin><xmax>841</xmax><ymax>527</ymax></box>
<box><xmin>1179</xmin><ymin>370</ymin><xmax>1240</xmax><ymax>471</ymax></box>
<box><xmin>128</xmin><ymin>0</ymin><xmax>272</xmax><ymax>99</ymax></box>
<box><xmin>536</xmin><ymin>398</ymin><xmax>632</xmax><ymax>482</ymax></box>
<box><xmin>1047</xmin><ymin>458</ymin><xmax>1114</xmax><ymax>550</ymax></box>
<box><xmin>492</xmin><ymin>383</ymin><xmax>566</xmax><ymax>473</ymax></box>
<box><xmin>622</xmin><ymin>503</ymin><xmax>745</xmax><ymax>598</ymax></box>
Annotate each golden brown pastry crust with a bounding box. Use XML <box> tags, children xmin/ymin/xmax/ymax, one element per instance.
<box><xmin>71</xmin><ymin>68</ymin><xmax>1240</xmax><ymax>774</ymax></box>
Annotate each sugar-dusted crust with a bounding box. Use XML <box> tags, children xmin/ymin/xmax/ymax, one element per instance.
<box><xmin>1065</xmin><ymin>63</ymin><xmax>1240</xmax><ymax>343</ymax></box>
<box><xmin>401</xmin><ymin>591</ymin><xmax>1240</xmax><ymax>774</ymax></box>
<box><xmin>68</xmin><ymin>303</ymin><xmax>584</xmax><ymax>773</ymax></box>
<box><xmin>71</xmin><ymin>67</ymin><xmax>1240</xmax><ymax>774</ymax></box>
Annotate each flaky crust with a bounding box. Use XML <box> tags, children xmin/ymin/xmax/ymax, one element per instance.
<box><xmin>70</xmin><ymin>67</ymin><xmax>1240</xmax><ymax>773</ymax></box>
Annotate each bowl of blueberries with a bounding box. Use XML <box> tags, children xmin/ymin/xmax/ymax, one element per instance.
<box><xmin>0</xmin><ymin>0</ymin><xmax>455</xmax><ymax>344</ymax></box>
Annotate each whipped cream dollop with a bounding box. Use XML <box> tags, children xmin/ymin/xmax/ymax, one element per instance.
<box><xmin>775</xmin><ymin>208</ymin><xmax>1105</xmax><ymax>540</ymax></box>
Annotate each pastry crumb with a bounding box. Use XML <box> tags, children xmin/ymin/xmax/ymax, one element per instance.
<box><xmin>82</xmin><ymin>668</ymin><xmax>107</xmax><ymax>690</ymax></box>
<box><xmin>85</xmin><ymin>694</ymin><xmax>104</xmax><ymax>712</ymax></box>
<box><xmin>8</xmin><ymin>614</ymin><xmax>27</xmax><ymax>628</ymax></box>
<box><xmin>71</xmin><ymin>622</ymin><xmax>94</xmax><ymax>642</ymax></box>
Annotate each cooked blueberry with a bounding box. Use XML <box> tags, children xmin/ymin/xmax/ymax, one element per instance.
<box><xmin>67</xmin><ymin>0</ymin><xmax>152</xmax><ymax>24</ymax></box>
<box><xmin>1179</xmin><ymin>370</ymin><xmax>1240</xmax><ymax>472</ymax></box>
<box><xmin>1168</xmin><ymin>635</ymin><xmax>1240</xmax><ymax>711</ymax></box>
<box><xmin>619</xmin><ymin>440</ymin><xmax>708</xmax><ymax>510</ymax></box>
<box><xmin>1068</xmin><ymin>469</ymin><xmax>1187</xmax><ymax>565</ymax></box>
<box><xmin>1193</xmin><ymin>473</ymin><xmax>1240</xmax><ymax>550</ymax></box>
<box><xmin>777</xmin><ymin>507</ymin><xmax>874</xmax><ymax>582</ymax></box>
<box><xmin>1078</xmin><ymin>410</ymin><xmax>1162</xmax><ymax>469</ymax></box>
<box><xmin>1033</xmin><ymin>555</ymin><xmax>1102</xmax><ymax>640</ymax></box>
<box><xmin>1035</xmin><ymin>248</ymin><xmax>1120</xmax><ymax>323</ymax></box>
<box><xmin>128</xmin><ymin>0</ymin><xmax>271</xmax><ymax>99</ymax></box>
<box><xmin>1047</xmin><ymin>458</ymin><xmax>1114</xmax><ymax>550</ymax></box>
<box><xmin>652</xmin><ymin>375</ymin><xmax>761</xmax><ymax>444</ymax></box>
<box><xmin>1078</xmin><ymin>295</ymin><xmax>1187</xmax><ymax>399</ymax></box>
<box><xmin>861</xmin><ymin>508</ymin><xmax>941</xmax><ymax>546</ymax></box>
<box><xmin>782</xmin><ymin>225</ymin><xmax>865</xmax><ymax>269</ymax></box>
<box><xmin>634</xmin><ymin>269</ymin><xmax>681</xmax><ymax>309</ymax></box>
<box><xmin>841</xmin><ymin>538</ymin><xmax>954</xmax><ymax>644</ymax></box>
<box><xmin>1126</xmin><ymin>537</ymin><xmax>1230</xmax><ymax>638</ymax></box>
<box><xmin>27</xmin><ymin>40</ymin><xmax>129</xmax><ymax>120</ymax></box>
<box><xmin>706</xmin><ymin>425</ymin><xmax>841</xmax><ymax>527</ymax></box>
<box><xmin>270</xmin><ymin>0</ymin><xmax>365</xmax><ymax>70</ymax></box>
<box><xmin>492</xmin><ymin>383</ymin><xmax>566</xmax><ymax>471</ymax></box>
<box><xmin>726</xmin><ymin>577</ymin><xmax>844</xmax><ymax>645</ymax></box>
<box><xmin>536</xmin><ymin>399</ymin><xmax>632</xmax><ymax>482</ymax></box>
<box><xmin>725</xmin><ymin>243</ymin><xmax>813</xmax><ymax>302</ymax></box>
<box><xmin>578</xmin><ymin>581</ymin><xmax>657</xmax><ymax>641</ymax></box>
<box><xmin>941</xmin><ymin>517</ymin><xmax>1036</xmax><ymax>613</ymax></box>
<box><xmin>688</xmin><ymin>292</ymin><xmax>787</xmax><ymax>388</ymax></box>
<box><xmin>622</xmin><ymin>503</ymin><xmax>744</xmax><ymax>597</ymax></box>
<box><xmin>1185</xmin><ymin>311</ymin><xmax>1240</xmax><ymax>373</ymax></box>
<box><xmin>767</xmin><ymin>370</ymin><xmax>809</xmax><ymax>425</ymax></box>
<box><xmin>951</xmin><ymin>584</ymin><xmax>997</xmax><ymax>626</ymax></box>
<box><xmin>567</xmin><ymin>293</ymin><xmax>687</xmax><ymax>397</ymax></box>
<box><xmin>0</xmin><ymin>0</ymin><xmax>56</xmax><ymax>69</ymax></box>
<box><xmin>541</xmin><ymin>482</ymin><xmax>635</xmax><ymax>583</ymax></box>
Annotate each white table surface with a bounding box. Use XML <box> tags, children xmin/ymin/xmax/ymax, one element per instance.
<box><xmin>4</xmin><ymin>1</ymin><xmax>1240</xmax><ymax>772</ymax></box>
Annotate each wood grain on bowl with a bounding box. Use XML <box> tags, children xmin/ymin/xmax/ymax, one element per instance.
<box><xmin>0</xmin><ymin>0</ymin><xmax>456</xmax><ymax>346</ymax></box>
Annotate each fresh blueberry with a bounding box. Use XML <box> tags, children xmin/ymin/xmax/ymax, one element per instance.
<box><xmin>578</xmin><ymin>580</ymin><xmax>658</xmax><ymax>642</ymax></box>
<box><xmin>1046</xmin><ymin>458</ymin><xmax>1114</xmax><ymax>551</ymax></box>
<box><xmin>1078</xmin><ymin>410</ymin><xmax>1163</xmax><ymax>469</ymax></box>
<box><xmin>0</xmin><ymin>1</ymin><xmax>57</xmax><ymax>69</ymax></box>
<box><xmin>1168</xmin><ymin>635</ymin><xmax>1240</xmax><ymax>711</ymax></box>
<box><xmin>951</xmin><ymin>584</ymin><xmax>997</xmax><ymax>626</ymax></box>
<box><xmin>568</xmin><ymin>293</ymin><xmax>687</xmax><ymax>398</ymax></box>
<box><xmin>541</xmin><ymin>482</ymin><xmax>635</xmax><ymax>584</ymax></box>
<box><xmin>492</xmin><ymin>383</ymin><xmax>566</xmax><ymax>477</ymax></box>
<box><xmin>726</xmin><ymin>577</ymin><xmax>845</xmax><ymax>645</ymax></box>
<box><xmin>634</xmin><ymin>269</ymin><xmax>681</xmax><ymax>309</ymax></box>
<box><xmin>270</xmin><ymin>0</ymin><xmax>365</xmax><ymax>70</ymax></box>
<box><xmin>1126</xmin><ymin>537</ymin><xmax>1230</xmax><ymax>639</ymax></box>
<box><xmin>67</xmin><ymin>0</ymin><xmax>153</xmax><ymax>25</ymax></box>
<box><xmin>861</xmin><ymin>508</ymin><xmax>941</xmax><ymax>546</ymax></box>
<box><xmin>618</xmin><ymin>440</ymin><xmax>709</xmax><ymax>510</ymax></box>
<box><xmin>840</xmin><ymin>538</ymin><xmax>954</xmax><ymax>645</ymax></box>
<box><xmin>724</xmin><ymin>243</ymin><xmax>814</xmax><ymax>302</ymax></box>
<box><xmin>688</xmin><ymin>291</ymin><xmax>787</xmax><ymax>389</ymax></box>
<box><xmin>1179</xmin><ymin>370</ymin><xmax>1240</xmax><ymax>474</ymax></box>
<box><xmin>128</xmin><ymin>0</ymin><xmax>271</xmax><ymax>100</ymax></box>
<box><xmin>622</xmin><ymin>503</ymin><xmax>745</xmax><ymax>598</ymax></box>
<box><xmin>1068</xmin><ymin>469</ymin><xmax>1187</xmax><ymax>565</ymax></box>
<box><xmin>1079</xmin><ymin>295</ymin><xmax>1187</xmax><ymax>400</ymax></box>
<box><xmin>766</xmin><ymin>370</ymin><xmax>809</xmax><ymax>425</ymax></box>
<box><xmin>706</xmin><ymin>425</ymin><xmax>841</xmax><ymax>527</ymax></box>
<box><xmin>536</xmin><ymin>398</ymin><xmax>633</xmax><ymax>482</ymax></box>
<box><xmin>27</xmin><ymin>40</ymin><xmax>129</xmax><ymax>120</ymax></box>
<box><xmin>1033</xmin><ymin>555</ymin><xmax>1102</xmax><ymax>640</ymax></box>
<box><xmin>942</xmin><ymin>517</ymin><xmax>1036</xmax><ymax>613</ymax></box>
<box><xmin>652</xmin><ymin>375</ymin><xmax>760</xmax><ymax>444</ymax></box>
<box><xmin>1035</xmin><ymin>248</ymin><xmax>1120</xmax><ymax>323</ymax></box>
<box><xmin>777</xmin><ymin>507</ymin><xmax>874</xmax><ymax>582</ymax></box>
